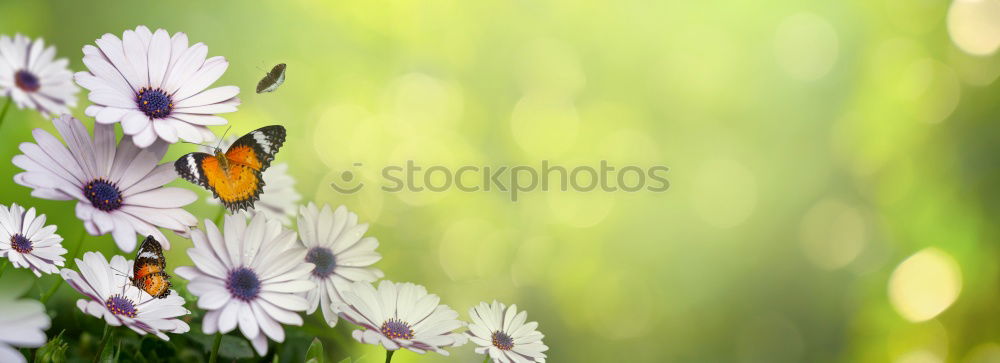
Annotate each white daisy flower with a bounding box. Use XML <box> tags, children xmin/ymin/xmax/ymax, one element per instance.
<box><xmin>298</xmin><ymin>203</ymin><xmax>383</xmax><ymax>327</ymax></box>
<box><xmin>12</xmin><ymin>115</ymin><xmax>197</xmax><ymax>252</ymax></box>
<box><xmin>174</xmin><ymin>213</ymin><xmax>315</xmax><ymax>356</ymax></box>
<box><xmin>0</xmin><ymin>203</ymin><xmax>66</xmax><ymax>277</ymax></box>
<box><xmin>0</xmin><ymin>292</ymin><xmax>49</xmax><ymax>363</ymax></box>
<box><xmin>0</xmin><ymin>34</ymin><xmax>79</xmax><ymax>117</ymax></box>
<box><xmin>60</xmin><ymin>251</ymin><xmax>190</xmax><ymax>340</ymax></box>
<box><xmin>201</xmin><ymin>136</ymin><xmax>301</xmax><ymax>225</ymax></box>
<box><xmin>75</xmin><ymin>25</ymin><xmax>239</xmax><ymax>148</ymax></box>
<box><xmin>336</xmin><ymin>281</ymin><xmax>467</xmax><ymax>358</ymax></box>
<box><xmin>467</xmin><ymin>301</ymin><xmax>548</xmax><ymax>363</ymax></box>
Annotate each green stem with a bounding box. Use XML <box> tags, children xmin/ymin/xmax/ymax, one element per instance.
<box><xmin>68</xmin><ymin>230</ymin><xmax>87</xmax><ymax>267</ymax></box>
<box><xmin>41</xmin><ymin>231</ymin><xmax>85</xmax><ymax>304</ymax></box>
<box><xmin>93</xmin><ymin>325</ymin><xmax>111</xmax><ymax>363</ymax></box>
<box><xmin>385</xmin><ymin>350</ymin><xmax>395</xmax><ymax>363</ymax></box>
<box><xmin>0</xmin><ymin>97</ymin><xmax>11</xmax><ymax>131</ymax></box>
<box><xmin>0</xmin><ymin>260</ymin><xmax>9</xmax><ymax>279</ymax></box>
<box><xmin>39</xmin><ymin>277</ymin><xmax>61</xmax><ymax>304</ymax></box>
<box><xmin>483</xmin><ymin>355</ymin><xmax>491</xmax><ymax>363</ymax></box>
<box><xmin>208</xmin><ymin>333</ymin><xmax>222</xmax><ymax>363</ymax></box>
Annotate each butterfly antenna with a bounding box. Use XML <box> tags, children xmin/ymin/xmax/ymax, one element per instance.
<box><xmin>110</xmin><ymin>265</ymin><xmax>128</xmax><ymax>279</ymax></box>
<box><xmin>216</xmin><ymin>125</ymin><xmax>233</xmax><ymax>150</ymax></box>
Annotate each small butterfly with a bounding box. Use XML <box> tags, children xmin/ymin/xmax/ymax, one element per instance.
<box><xmin>256</xmin><ymin>63</ymin><xmax>286</xmax><ymax>93</ymax></box>
<box><xmin>174</xmin><ymin>125</ymin><xmax>286</xmax><ymax>212</ymax></box>
<box><xmin>132</xmin><ymin>235</ymin><xmax>171</xmax><ymax>299</ymax></box>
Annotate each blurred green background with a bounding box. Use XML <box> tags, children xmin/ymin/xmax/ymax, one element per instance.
<box><xmin>3</xmin><ymin>0</ymin><xmax>1000</xmax><ymax>361</ymax></box>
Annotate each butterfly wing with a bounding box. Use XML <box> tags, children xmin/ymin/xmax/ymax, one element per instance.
<box><xmin>256</xmin><ymin>74</ymin><xmax>272</xmax><ymax>93</ymax></box>
<box><xmin>256</xmin><ymin>63</ymin><xmax>286</xmax><ymax>93</ymax></box>
<box><xmin>208</xmin><ymin>159</ymin><xmax>264</xmax><ymax>212</ymax></box>
<box><xmin>174</xmin><ymin>152</ymin><xmax>213</xmax><ymax>190</ymax></box>
<box><xmin>132</xmin><ymin>235</ymin><xmax>171</xmax><ymax>298</ymax></box>
<box><xmin>133</xmin><ymin>235</ymin><xmax>166</xmax><ymax>277</ymax></box>
<box><xmin>174</xmin><ymin>151</ymin><xmax>258</xmax><ymax>212</ymax></box>
<box><xmin>136</xmin><ymin>273</ymin><xmax>172</xmax><ymax>299</ymax></box>
<box><xmin>228</xmin><ymin>125</ymin><xmax>286</xmax><ymax>171</ymax></box>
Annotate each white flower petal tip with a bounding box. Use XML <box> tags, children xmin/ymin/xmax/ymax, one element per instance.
<box><xmin>0</xmin><ymin>203</ymin><xmax>67</xmax><ymax>277</ymax></box>
<box><xmin>0</xmin><ymin>292</ymin><xmax>49</xmax><ymax>363</ymax></box>
<box><xmin>201</xmin><ymin>137</ymin><xmax>300</xmax><ymax>226</ymax></box>
<box><xmin>178</xmin><ymin>213</ymin><xmax>314</xmax><ymax>355</ymax></box>
<box><xmin>297</xmin><ymin>203</ymin><xmax>383</xmax><ymax>328</ymax></box>
<box><xmin>336</xmin><ymin>281</ymin><xmax>467</xmax><ymax>356</ymax></box>
<box><xmin>75</xmin><ymin>26</ymin><xmax>239</xmax><ymax>147</ymax></box>
<box><xmin>0</xmin><ymin>34</ymin><xmax>79</xmax><ymax>118</ymax></box>
<box><xmin>12</xmin><ymin>115</ymin><xmax>197</xmax><ymax>253</ymax></box>
<box><xmin>61</xmin><ymin>251</ymin><xmax>189</xmax><ymax>339</ymax></box>
<box><xmin>466</xmin><ymin>301</ymin><xmax>548</xmax><ymax>363</ymax></box>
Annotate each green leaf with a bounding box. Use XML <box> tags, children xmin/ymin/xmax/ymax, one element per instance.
<box><xmin>336</xmin><ymin>358</ymin><xmax>353</xmax><ymax>363</ymax></box>
<box><xmin>217</xmin><ymin>336</ymin><xmax>254</xmax><ymax>359</ymax></box>
<box><xmin>305</xmin><ymin>338</ymin><xmax>325</xmax><ymax>363</ymax></box>
<box><xmin>184</xmin><ymin>330</ymin><xmax>253</xmax><ymax>360</ymax></box>
<box><xmin>35</xmin><ymin>330</ymin><xmax>68</xmax><ymax>363</ymax></box>
<box><xmin>98</xmin><ymin>334</ymin><xmax>116</xmax><ymax>363</ymax></box>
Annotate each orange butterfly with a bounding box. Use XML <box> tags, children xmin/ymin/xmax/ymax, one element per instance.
<box><xmin>132</xmin><ymin>235</ymin><xmax>171</xmax><ymax>298</ymax></box>
<box><xmin>175</xmin><ymin>125</ymin><xmax>286</xmax><ymax>212</ymax></box>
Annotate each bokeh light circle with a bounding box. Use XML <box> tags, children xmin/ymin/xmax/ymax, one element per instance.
<box><xmin>888</xmin><ymin>248</ymin><xmax>962</xmax><ymax>322</ymax></box>
<box><xmin>773</xmin><ymin>12</ymin><xmax>839</xmax><ymax>81</ymax></box>
<box><xmin>948</xmin><ymin>0</ymin><xmax>1000</xmax><ymax>56</ymax></box>
<box><xmin>963</xmin><ymin>343</ymin><xmax>1000</xmax><ymax>363</ymax></box>
<box><xmin>799</xmin><ymin>198</ymin><xmax>867</xmax><ymax>270</ymax></box>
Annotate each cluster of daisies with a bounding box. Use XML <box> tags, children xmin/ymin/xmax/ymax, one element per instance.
<box><xmin>0</xmin><ymin>27</ymin><xmax>548</xmax><ymax>363</ymax></box>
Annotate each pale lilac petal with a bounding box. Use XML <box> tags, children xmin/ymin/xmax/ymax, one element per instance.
<box><xmin>146</xmin><ymin>29</ymin><xmax>171</xmax><ymax>88</ymax></box>
<box><xmin>173</xmin><ymin>57</ymin><xmax>228</xmax><ymax>101</ymax></box>
<box><xmin>171</xmin><ymin>113</ymin><xmax>227</xmax><ymax>126</ymax></box>
<box><xmin>174</xmin><ymin>86</ymin><xmax>239</xmax><ymax>108</ymax></box>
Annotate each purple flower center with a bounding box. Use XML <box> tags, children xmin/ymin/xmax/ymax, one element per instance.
<box><xmin>491</xmin><ymin>330</ymin><xmax>514</xmax><ymax>351</ymax></box>
<box><xmin>226</xmin><ymin>267</ymin><xmax>261</xmax><ymax>302</ymax></box>
<box><xmin>105</xmin><ymin>294</ymin><xmax>138</xmax><ymax>318</ymax></box>
<box><xmin>14</xmin><ymin>70</ymin><xmax>40</xmax><ymax>92</ymax></box>
<box><xmin>10</xmin><ymin>233</ymin><xmax>32</xmax><ymax>253</ymax></box>
<box><xmin>83</xmin><ymin>178</ymin><xmax>123</xmax><ymax>212</ymax></box>
<box><xmin>305</xmin><ymin>247</ymin><xmax>337</xmax><ymax>279</ymax></box>
<box><xmin>136</xmin><ymin>87</ymin><xmax>173</xmax><ymax>119</ymax></box>
<box><xmin>380</xmin><ymin>318</ymin><xmax>414</xmax><ymax>340</ymax></box>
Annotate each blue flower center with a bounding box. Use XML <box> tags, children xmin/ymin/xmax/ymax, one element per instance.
<box><xmin>226</xmin><ymin>267</ymin><xmax>261</xmax><ymax>302</ymax></box>
<box><xmin>105</xmin><ymin>294</ymin><xmax>138</xmax><ymax>318</ymax></box>
<box><xmin>380</xmin><ymin>318</ymin><xmax>414</xmax><ymax>340</ymax></box>
<box><xmin>10</xmin><ymin>233</ymin><xmax>32</xmax><ymax>253</ymax></box>
<box><xmin>136</xmin><ymin>87</ymin><xmax>173</xmax><ymax>119</ymax></box>
<box><xmin>491</xmin><ymin>331</ymin><xmax>514</xmax><ymax>350</ymax></box>
<box><xmin>14</xmin><ymin>70</ymin><xmax>40</xmax><ymax>92</ymax></box>
<box><xmin>305</xmin><ymin>247</ymin><xmax>337</xmax><ymax>279</ymax></box>
<box><xmin>83</xmin><ymin>178</ymin><xmax>123</xmax><ymax>212</ymax></box>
